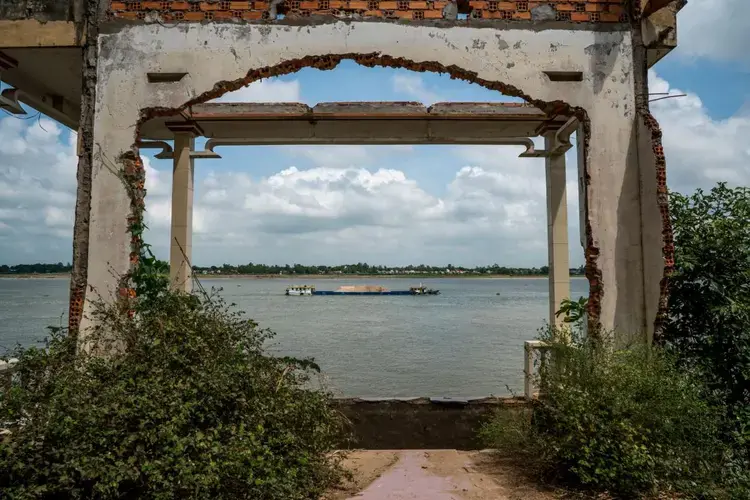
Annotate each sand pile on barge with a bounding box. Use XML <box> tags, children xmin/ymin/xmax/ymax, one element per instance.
<box><xmin>336</xmin><ymin>285</ymin><xmax>388</xmax><ymax>293</ymax></box>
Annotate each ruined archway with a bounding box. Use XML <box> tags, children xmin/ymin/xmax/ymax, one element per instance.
<box><xmin>72</xmin><ymin>21</ymin><xmax>670</xmax><ymax>351</ymax></box>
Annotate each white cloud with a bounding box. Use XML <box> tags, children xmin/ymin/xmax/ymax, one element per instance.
<box><xmin>0</xmin><ymin>116</ymin><xmax>77</xmax><ymax>262</ymax></box>
<box><xmin>675</xmin><ymin>0</ymin><xmax>750</xmax><ymax>66</ymax></box>
<box><xmin>157</xmin><ymin>157</ymin><xmax>555</xmax><ymax>267</ymax></box>
<box><xmin>2</xmin><ymin>69</ymin><xmax>749</xmax><ymax>267</ymax></box>
<box><xmin>213</xmin><ymin>79</ymin><xmax>302</xmax><ymax>103</ymax></box>
<box><xmin>391</xmin><ymin>73</ymin><xmax>444</xmax><ymax>105</ymax></box>
<box><xmin>649</xmin><ymin>70</ymin><xmax>750</xmax><ymax>193</ymax></box>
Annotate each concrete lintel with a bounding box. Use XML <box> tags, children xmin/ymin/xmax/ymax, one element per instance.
<box><xmin>141</xmin><ymin>102</ymin><xmax>566</xmax><ymax>142</ymax></box>
<box><xmin>0</xmin><ymin>20</ymin><xmax>80</xmax><ymax>48</ymax></box>
<box><xmin>312</xmin><ymin>101</ymin><xmax>427</xmax><ymax>115</ymax></box>
<box><xmin>195</xmin><ymin>102</ymin><xmax>312</xmax><ymax>115</ymax></box>
<box><xmin>198</xmin><ymin>136</ymin><xmax>541</xmax><ymax>153</ymax></box>
<box><xmin>186</xmin><ymin>101</ymin><xmax>549</xmax><ymax>120</ymax></box>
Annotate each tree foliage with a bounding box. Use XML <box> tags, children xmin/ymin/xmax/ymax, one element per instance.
<box><xmin>0</xmin><ymin>263</ymin><xmax>71</xmax><ymax>274</ymax></box>
<box><xmin>0</xmin><ymin>284</ymin><xmax>348</xmax><ymax>499</ymax></box>
<box><xmin>665</xmin><ymin>183</ymin><xmax>750</xmax><ymax>430</ymax></box>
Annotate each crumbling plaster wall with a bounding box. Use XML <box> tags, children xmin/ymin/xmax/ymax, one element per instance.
<box><xmin>0</xmin><ymin>0</ymin><xmax>72</xmax><ymax>21</ymax></box>
<box><xmin>83</xmin><ymin>21</ymin><xmax>657</xmax><ymax>344</ymax></box>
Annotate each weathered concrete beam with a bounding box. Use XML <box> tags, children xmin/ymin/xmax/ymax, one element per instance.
<box><xmin>199</xmin><ymin>136</ymin><xmax>542</xmax><ymax>156</ymax></box>
<box><xmin>13</xmin><ymin>87</ymin><xmax>78</xmax><ymax>129</ymax></box>
<box><xmin>641</xmin><ymin>0</ymin><xmax>687</xmax><ymax>67</ymax></box>
<box><xmin>140</xmin><ymin>101</ymin><xmax>565</xmax><ymax>142</ymax></box>
<box><xmin>0</xmin><ymin>0</ymin><xmax>74</xmax><ymax>22</ymax></box>
<box><xmin>188</xmin><ymin>101</ymin><xmax>547</xmax><ymax>119</ymax></box>
<box><xmin>0</xmin><ymin>48</ymin><xmax>80</xmax><ymax>128</ymax></box>
<box><xmin>0</xmin><ymin>20</ymin><xmax>80</xmax><ymax>48</ymax></box>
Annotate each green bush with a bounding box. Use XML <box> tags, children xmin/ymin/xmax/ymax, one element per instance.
<box><xmin>481</xmin><ymin>327</ymin><xmax>730</xmax><ymax>498</ymax></box>
<box><xmin>665</xmin><ymin>184</ymin><xmax>750</xmax><ymax>494</ymax></box>
<box><xmin>666</xmin><ymin>185</ymin><xmax>750</xmax><ymax>427</ymax></box>
<box><xmin>0</xmin><ymin>289</ymin><xmax>348</xmax><ymax>499</ymax></box>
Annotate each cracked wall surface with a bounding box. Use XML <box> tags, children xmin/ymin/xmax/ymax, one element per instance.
<box><xmin>77</xmin><ymin>21</ymin><xmax>663</xmax><ymax>346</ymax></box>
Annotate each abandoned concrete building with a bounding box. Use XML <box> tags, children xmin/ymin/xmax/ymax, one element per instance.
<box><xmin>1</xmin><ymin>0</ymin><xmax>684</xmax><ymax>349</ymax></box>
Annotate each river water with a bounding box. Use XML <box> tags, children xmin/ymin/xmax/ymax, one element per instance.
<box><xmin>0</xmin><ymin>277</ymin><xmax>589</xmax><ymax>397</ymax></box>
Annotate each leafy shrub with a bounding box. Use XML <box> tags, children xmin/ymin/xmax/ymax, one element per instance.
<box><xmin>481</xmin><ymin>327</ymin><xmax>729</xmax><ymax>498</ymax></box>
<box><xmin>665</xmin><ymin>183</ymin><xmax>750</xmax><ymax>494</ymax></box>
<box><xmin>0</xmin><ymin>288</ymin><xmax>348</xmax><ymax>500</ymax></box>
<box><xmin>666</xmin><ymin>185</ymin><xmax>750</xmax><ymax>411</ymax></box>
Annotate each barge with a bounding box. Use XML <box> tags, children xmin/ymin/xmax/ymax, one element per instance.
<box><xmin>285</xmin><ymin>284</ymin><xmax>440</xmax><ymax>296</ymax></box>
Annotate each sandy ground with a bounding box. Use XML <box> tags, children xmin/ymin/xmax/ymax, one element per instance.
<box><xmin>324</xmin><ymin>450</ymin><xmax>558</xmax><ymax>500</ymax></box>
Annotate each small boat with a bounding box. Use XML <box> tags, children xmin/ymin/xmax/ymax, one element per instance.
<box><xmin>285</xmin><ymin>283</ymin><xmax>439</xmax><ymax>296</ymax></box>
<box><xmin>285</xmin><ymin>284</ymin><xmax>315</xmax><ymax>296</ymax></box>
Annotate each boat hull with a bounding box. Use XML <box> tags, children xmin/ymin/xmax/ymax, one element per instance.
<box><xmin>312</xmin><ymin>290</ymin><xmax>415</xmax><ymax>296</ymax></box>
<box><xmin>285</xmin><ymin>285</ymin><xmax>439</xmax><ymax>296</ymax></box>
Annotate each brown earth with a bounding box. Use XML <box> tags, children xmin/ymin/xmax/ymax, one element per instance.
<box><xmin>324</xmin><ymin>449</ymin><xmax>561</xmax><ymax>500</ymax></box>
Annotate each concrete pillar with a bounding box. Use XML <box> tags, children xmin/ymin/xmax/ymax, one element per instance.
<box><xmin>169</xmin><ymin>130</ymin><xmax>195</xmax><ymax>292</ymax></box>
<box><xmin>544</xmin><ymin>131</ymin><xmax>570</xmax><ymax>328</ymax></box>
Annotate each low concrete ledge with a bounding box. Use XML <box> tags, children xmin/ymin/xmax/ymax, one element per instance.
<box><xmin>333</xmin><ymin>396</ymin><xmax>528</xmax><ymax>450</ymax></box>
<box><xmin>0</xmin><ymin>358</ymin><xmax>18</xmax><ymax>375</ymax></box>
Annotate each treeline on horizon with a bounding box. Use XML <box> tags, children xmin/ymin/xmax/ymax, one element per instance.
<box><xmin>0</xmin><ymin>263</ymin><xmax>72</xmax><ymax>274</ymax></box>
<box><xmin>192</xmin><ymin>262</ymin><xmax>587</xmax><ymax>276</ymax></box>
<box><xmin>0</xmin><ymin>261</ymin><xmax>586</xmax><ymax>276</ymax></box>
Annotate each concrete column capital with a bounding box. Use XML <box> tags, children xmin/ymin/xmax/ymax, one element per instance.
<box><xmin>536</xmin><ymin>123</ymin><xmax>564</xmax><ymax>137</ymax></box>
<box><xmin>166</xmin><ymin>121</ymin><xmax>203</xmax><ymax>137</ymax></box>
<box><xmin>537</xmin><ymin>116</ymin><xmax>578</xmax><ymax>157</ymax></box>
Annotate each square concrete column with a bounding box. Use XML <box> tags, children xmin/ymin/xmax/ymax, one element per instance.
<box><xmin>544</xmin><ymin>132</ymin><xmax>570</xmax><ymax>328</ymax></box>
<box><xmin>169</xmin><ymin>127</ymin><xmax>197</xmax><ymax>292</ymax></box>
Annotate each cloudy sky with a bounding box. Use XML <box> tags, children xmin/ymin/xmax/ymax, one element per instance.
<box><xmin>1</xmin><ymin>3</ymin><xmax>749</xmax><ymax>268</ymax></box>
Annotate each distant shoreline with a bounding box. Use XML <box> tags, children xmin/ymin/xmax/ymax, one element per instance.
<box><xmin>200</xmin><ymin>274</ymin><xmax>555</xmax><ymax>280</ymax></box>
<box><xmin>0</xmin><ymin>273</ymin><xmax>71</xmax><ymax>279</ymax></box>
<box><xmin>1</xmin><ymin>273</ymin><xmax>587</xmax><ymax>280</ymax></box>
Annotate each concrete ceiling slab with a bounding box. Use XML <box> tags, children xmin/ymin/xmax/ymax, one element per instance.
<box><xmin>0</xmin><ymin>47</ymin><xmax>81</xmax><ymax>128</ymax></box>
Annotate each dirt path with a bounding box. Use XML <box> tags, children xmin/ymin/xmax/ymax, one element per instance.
<box><xmin>325</xmin><ymin>450</ymin><xmax>558</xmax><ymax>500</ymax></box>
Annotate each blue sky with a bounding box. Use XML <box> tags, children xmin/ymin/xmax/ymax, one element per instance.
<box><xmin>1</xmin><ymin>0</ymin><xmax>749</xmax><ymax>267</ymax></box>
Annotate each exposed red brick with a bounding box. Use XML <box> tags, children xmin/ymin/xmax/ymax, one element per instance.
<box><xmin>110</xmin><ymin>0</ymin><xmax>627</xmax><ymax>22</ymax></box>
<box><xmin>640</xmin><ymin>110</ymin><xmax>673</xmax><ymax>342</ymax></box>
